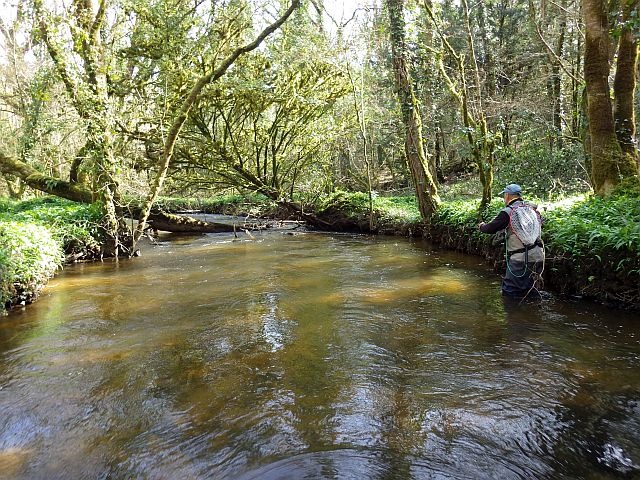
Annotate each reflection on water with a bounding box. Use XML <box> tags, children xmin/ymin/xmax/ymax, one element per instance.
<box><xmin>1</xmin><ymin>231</ymin><xmax>639</xmax><ymax>479</ymax></box>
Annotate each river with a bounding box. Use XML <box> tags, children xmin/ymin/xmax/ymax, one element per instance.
<box><xmin>1</xmin><ymin>230</ymin><xmax>639</xmax><ymax>479</ymax></box>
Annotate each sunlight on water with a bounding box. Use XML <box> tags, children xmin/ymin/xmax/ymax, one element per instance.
<box><xmin>0</xmin><ymin>448</ymin><xmax>30</xmax><ymax>476</ymax></box>
<box><xmin>1</xmin><ymin>232</ymin><xmax>639</xmax><ymax>479</ymax></box>
<box><xmin>359</xmin><ymin>273</ymin><xmax>469</xmax><ymax>304</ymax></box>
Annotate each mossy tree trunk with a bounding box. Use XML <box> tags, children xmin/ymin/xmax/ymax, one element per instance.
<box><xmin>0</xmin><ymin>151</ymin><xmax>241</xmax><ymax>234</ymax></box>
<box><xmin>34</xmin><ymin>0</ymin><xmax>131</xmax><ymax>256</ymax></box>
<box><xmin>424</xmin><ymin>0</ymin><xmax>497</xmax><ymax>213</ymax></box>
<box><xmin>387</xmin><ymin>0</ymin><xmax>440</xmax><ymax>221</ymax></box>
<box><xmin>613</xmin><ymin>0</ymin><xmax>639</xmax><ymax>165</ymax></box>
<box><xmin>583</xmin><ymin>0</ymin><xmax>639</xmax><ymax>195</ymax></box>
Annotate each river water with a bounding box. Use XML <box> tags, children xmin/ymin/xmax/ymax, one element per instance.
<box><xmin>1</xmin><ymin>230</ymin><xmax>639</xmax><ymax>479</ymax></box>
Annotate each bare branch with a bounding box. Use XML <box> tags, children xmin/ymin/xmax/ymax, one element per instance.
<box><xmin>528</xmin><ymin>0</ymin><xmax>584</xmax><ymax>84</ymax></box>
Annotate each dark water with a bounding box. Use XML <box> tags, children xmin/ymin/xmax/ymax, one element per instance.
<box><xmin>1</xmin><ymin>231</ymin><xmax>639</xmax><ymax>479</ymax></box>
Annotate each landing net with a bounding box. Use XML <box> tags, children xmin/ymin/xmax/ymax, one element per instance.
<box><xmin>509</xmin><ymin>204</ymin><xmax>541</xmax><ymax>246</ymax></box>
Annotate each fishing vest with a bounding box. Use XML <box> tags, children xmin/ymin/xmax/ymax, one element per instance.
<box><xmin>501</xmin><ymin>200</ymin><xmax>544</xmax><ymax>263</ymax></box>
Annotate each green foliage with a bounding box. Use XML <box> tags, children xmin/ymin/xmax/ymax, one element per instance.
<box><xmin>543</xmin><ymin>192</ymin><xmax>640</xmax><ymax>273</ymax></box>
<box><xmin>160</xmin><ymin>9</ymin><xmax>350</xmax><ymax>199</ymax></box>
<box><xmin>439</xmin><ymin>176</ymin><xmax>482</xmax><ymax>200</ymax></box>
<box><xmin>316</xmin><ymin>191</ymin><xmax>371</xmax><ymax>216</ymax></box>
<box><xmin>0</xmin><ymin>220</ymin><xmax>62</xmax><ymax>309</ymax></box>
<box><xmin>495</xmin><ymin>144</ymin><xmax>590</xmax><ymax>199</ymax></box>
<box><xmin>315</xmin><ymin>191</ymin><xmax>422</xmax><ymax>228</ymax></box>
<box><xmin>434</xmin><ymin>197</ymin><xmax>502</xmax><ymax>225</ymax></box>
<box><xmin>431</xmin><ymin>197</ymin><xmax>503</xmax><ymax>248</ymax></box>
<box><xmin>373</xmin><ymin>195</ymin><xmax>422</xmax><ymax>225</ymax></box>
<box><xmin>1</xmin><ymin>196</ymin><xmax>102</xmax><ymax>254</ymax></box>
<box><xmin>154</xmin><ymin>194</ymin><xmax>275</xmax><ymax>215</ymax></box>
<box><xmin>0</xmin><ymin>196</ymin><xmax>103</xmax><ymax>311</ymax></box>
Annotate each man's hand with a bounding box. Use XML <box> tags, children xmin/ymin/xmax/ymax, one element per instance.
<box><xmin>478</xmin><ymin>222</ymin><xmax>486</xmax><ymax>230</ymax></box>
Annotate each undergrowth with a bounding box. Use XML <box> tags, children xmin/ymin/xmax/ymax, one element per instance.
<box><xmin>0</xmin><ymin>197</ymin><xmax>101</xmax><ymax>312</ymax></box>
<box><xmin>543</xmin><ymin>190</ymin><xmax>640</xmax><ymax>275</ymax></box>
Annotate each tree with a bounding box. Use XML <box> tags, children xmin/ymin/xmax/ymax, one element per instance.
<box><xmin>583</xmin><ymin>0</ymin><xmax>639</xmax><ymax>195</ymax></box>
<box><xmin>167</xmin><ymin>48</ymin><xmax>348</xmax><ymax>199</ymax></box>
<box><xmin>0</xmin><ymin>6</ymin><xmax>83</xmax><ymax>200</ymax></box>
<box><xmin>386</xmin><ymin>0</ymin><xmax>440</xmax><ymax>221</ymax></box>
<box><xmin>33</xmin><ymin>0</ymin><xmax>133</xmax><ymax>256</ymax></box>
<box><xmin>131</xmin><ymin>0</ymin><xmax>302</xmax><ymax>243</ymax></box>
<box><xmin>424</xmin><ymin>0</ymin><xmax>501</xmax><ymax>211</ymax></box>
<box><xmin>0</xmin><ymin>0</ymin><xmax>301</xmax><ymax>245</ymax></box>
<box><xmin>613</xmin><ymin>0</ymin><xmax>639</xmax><ymax>162</ymax></box>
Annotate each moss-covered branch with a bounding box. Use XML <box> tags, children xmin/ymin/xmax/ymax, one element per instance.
<box><xmin>0</xmin><ymin>151</ymin><xmax>94</xmax><ymax>203</ymax></box>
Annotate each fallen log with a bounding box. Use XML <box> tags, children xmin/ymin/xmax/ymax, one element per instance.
<box><xmin>146</xmin><ymin>211</ymin><xmax>236</xmax><ymax>233</ymax></box>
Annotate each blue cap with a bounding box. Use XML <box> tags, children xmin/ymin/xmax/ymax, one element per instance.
<box><xmin>498</xmin><ymin>183</ymin><xmax>522</xmax><ymax>196</ymax></box>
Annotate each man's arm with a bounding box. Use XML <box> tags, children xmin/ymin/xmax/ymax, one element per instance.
<box><xmin>478</xmin><ymin>211</ymin><xmax>509</xmax><ymax>234</ymax></box>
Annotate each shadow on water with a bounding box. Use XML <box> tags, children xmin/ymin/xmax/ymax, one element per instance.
<box><xmin>0</xmin><ymin>231</ymin><xmax>639</xmax><ymax>479</ymax></box>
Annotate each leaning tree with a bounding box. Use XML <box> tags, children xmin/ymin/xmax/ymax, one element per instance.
<box><xmin>0</xmin><ymin>0</ymin><xmax>301</xmax><ymax>252</ymax></box>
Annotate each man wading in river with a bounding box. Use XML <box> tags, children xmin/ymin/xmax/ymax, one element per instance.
<box><xmin>478</xmin><ymin>184</ymin><xmax>545</xmax><ymax>299</ymax></box>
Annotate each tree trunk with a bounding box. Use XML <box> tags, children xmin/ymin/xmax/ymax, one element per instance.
<box><xmin>583</xmin><ymin>0</ymin><xmax>638</xmax><ymax>195</ymax></box>
<box><xmin>613</xmin><ymin>0</ymin><xmax>639</xmax><ymax>164</ymax></box>
<box><xmin>34</xmin><ymin>0</ymin><xmax>129</xmax><ymax>256</ymax></box>
<box><xmin>476</xmin><ymin>1</ymin><xmax>496</xmax><ymax>97</ymax></box>
<box><xmin>552</xmin><ymin>15</ymin><xmax>566</xmax><ymax>150</ymax></box>
<box><xmin>571</xmin><ymin>32</ymin><xmax>582</xmax><ymax>139</ymax></box>
<box><xmin>387</xmin><ymin>0</ymin><xmax>440</xmax><ymax>220</ymax></box>
<box><xmin>0</xmin><ymin>151</ymin><xmax>94</xmax><ymax>202</ymax></box>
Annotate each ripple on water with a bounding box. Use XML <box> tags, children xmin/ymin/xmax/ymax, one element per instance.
<box><xmin>1</xmin><ymin>232</ymin><xmax>640</xmax><ymax>479</ymax></box>
<box><xmin>235</xmin><ymin>449</ymin><xmax>423</xmax><ymax>480</ymax></box>
<box><xmin>233</xmin><ymin>445</ymin><xmax>555</xmax><ymax>480</ymax></box>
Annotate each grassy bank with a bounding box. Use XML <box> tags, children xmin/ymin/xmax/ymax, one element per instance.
<box><xmin>0</xmin><ymin>197</ymin><xmax>102</xmax><ymax>313</ymax></box>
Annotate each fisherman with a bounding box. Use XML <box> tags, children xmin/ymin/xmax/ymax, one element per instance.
<box><xmin>478</xmin><ymin>184</ymin><xmax>544</xmax><ymax>298</ymax></box>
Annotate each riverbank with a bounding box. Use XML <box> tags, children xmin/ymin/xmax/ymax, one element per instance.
<box><xmin>0</xmin><ymin>198</ymin><xmax>102</xmax><ymax>312</ymax></box>
<box><xmin>307</xmin><ymin>189</ymin><xmax>640</xmax><ymax>309</ymax></box>
<box><xmin>429</xmin><ymin>195</ymin><xmax>640</xmax><ymax>309</ymax></box>
<box><xmin>2</xmin><ymin>189</ymin><xmax>639</xmax><ymax>313</ymax></box>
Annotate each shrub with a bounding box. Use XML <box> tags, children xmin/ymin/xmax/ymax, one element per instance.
<box><xmin>0</xmin><ymin>221</ymin><xmax>63</xmax><ymax>309</ymax></box>
<box><xmin>494</xmin><ymin>144</ymin><xmax>590</xmax><ymax>199</ymax></box>
<box><xmin>543</xmin><ymin>191</ymin><xmax>640</xmax><ymax>272</ymax></box>
<box><xmin>0</xmin><ymin>197</ymin><xmax>103</xmax><ymax>311</ymax></box>
<box><xmin>1</xmin><ymin>197</ymin><xmax>102</xmax><ymax>255</ymax></box>
<box><xmin>374</xmin><ymin>196</ymin><xmax>421</xmax><ymax>225</ymax></box>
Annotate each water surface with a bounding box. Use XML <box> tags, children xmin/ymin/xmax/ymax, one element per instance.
<box><xmin>1</xmin><ymin>231</ymin><xmax>639</xmax><ymax>479</ymax></box>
